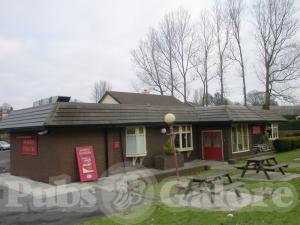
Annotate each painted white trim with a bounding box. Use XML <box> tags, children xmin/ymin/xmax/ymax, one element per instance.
<box><xmin>173</xmin><ymin>125</ymin><xmax>194</xmax><ymax>152</ymax></box>
<box><xmin>267</xmin><ymin>123</ymin><xmax>279</xmax><ymax>140</ymax></box>
<box><xmin>231</xmin><ymin>124</ymin><xmax>250</xmax><ymax>154</ymax></box>
<box><xmin>201</xmin><ymin>130</ymin><xmax>224</xmax><ymax>161</ymax></box>
<box><xmin>125</xmin><ymin>126</ymin><xmax>147</xmax><ymax>157</ymax></box>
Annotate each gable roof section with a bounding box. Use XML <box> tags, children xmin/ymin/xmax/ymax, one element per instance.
<box><xmin>0</xmin><ymin>103</ymin><xmax>286</xmax><ymax>131</ymax></box>
<box><xmin>99</xmin><ymin>91</ymin><xmax>187</xmax><ymax>107</ymax></box>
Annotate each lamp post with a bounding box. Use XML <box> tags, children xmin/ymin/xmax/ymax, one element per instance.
<box><xmin>163</xmin><ymin>113</ymin><xmax>180</xmax><ymax>182</ymax></box>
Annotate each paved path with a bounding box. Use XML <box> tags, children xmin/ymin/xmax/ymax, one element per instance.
<box><xmin>0</xmin><ymin>172</ymin><xmax>151</xmax><ymax>225</ymax></box>
<box><xmin>0</xmin><ymin>185</ymin><xmax>121</xmax><ymax>225</ymax></box>
<box><xmin>0</xmin><ymin>151</ymin><xmax>10</xmax><ymax>173</ymax></box>
<box><xmin>0</xmin><ymin>150</ymin><xmax>10</xmax><ymax>163</ymax></box>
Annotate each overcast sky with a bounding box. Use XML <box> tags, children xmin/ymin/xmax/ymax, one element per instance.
<box><xmin>0</xmin><ymin>0</ymin><xmax>299</xmax><ymax>109</ymax></box>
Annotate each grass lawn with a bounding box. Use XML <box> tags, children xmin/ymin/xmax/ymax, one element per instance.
<box><xmin>273</xmin><ymin>148</ymin><xmax>300</xmax><ymax>163</ymax></box>
<box><xmin>79</xmin><ymin>150</ymin><xmax>300</xmax><ymax>225</ymax></box>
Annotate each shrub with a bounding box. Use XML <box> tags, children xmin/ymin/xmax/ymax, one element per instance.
<box><xmin>279</xmin><ymin>120</ymin><xmax>300</xmax><ymax>130</ymax></box>
<box><xmin>164</xmin><ymin>141</ymin><xmax>173</xmax><ymax>156</ymax></box>
<box><xmin>273</xmin><ymin>136</ymin><xmax>300</xmax><ymax>152</ymax></box>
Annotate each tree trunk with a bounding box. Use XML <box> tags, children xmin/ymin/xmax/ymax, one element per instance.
<box><xmin>263</xmin><ymin>68</ymin><xmax>271</xmax><ymax>110</ymax></box>
<box><xmin>183</xmin><ymin>76</ymin><xmax>187</xmax><ymax>103</ymax></box>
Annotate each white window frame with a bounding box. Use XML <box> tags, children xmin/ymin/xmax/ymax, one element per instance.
<box><xmin>173</xmin><ymin>125</ymin><xmax>193</xmax><ymax>152</ymax></box>
<box><xmin>231</xmin><ymin>123</ymin><xmax>250</xmax><ymax>154</ymax></box>
<box><xmin>125</xmin><ymin>126</ymin><xmax>147</xmax><ymax>157</ymax></box>
<box><xmin>267</xmin><ymin>123</ymin><xmax>279</xmax><ymax>140</ymax></box>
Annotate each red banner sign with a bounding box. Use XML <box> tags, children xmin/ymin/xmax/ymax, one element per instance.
<box><xmin>253</xmin><ymin>126</ymin><xmax>261</xmax><ymax>135</ymax></box>
<box><xmin>76</xmin><ymin>146</ymin><xmax>98</xmax><ymax>182</ymax></box>
<box><xmin>20</xmin><ymin>136</ymin><xmax>38</xmax><ymax>156</ymax></box>
<box><xmin>113</xmin><ymin>141</ymin><xmax>120</xmax><ymax>150</ymax></box>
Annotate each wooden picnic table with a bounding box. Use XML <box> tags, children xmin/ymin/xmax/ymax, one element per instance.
<box><xmin>183</xmin><ymin>172</ymin><xmax>244</xmax><ymax>203</ymax></box>
<box><xmin>236</xmin><ymin>155</ymin><xmax>288</xmax><ymax>180</ymax></box>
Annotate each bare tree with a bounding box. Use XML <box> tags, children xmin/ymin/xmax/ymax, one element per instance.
<box><xmin>157</xmin><ymin>13</ymin><xmax>178</xmax><ymax>96</ymax></box>
<box><xmin>173</xmin><ymin>8</ymin><xmax>197</xmax><ymax>103</ymax></box>
<box><xmin>227</xmin><ymin>0</ymin><xmax>247</xmax><ymax>106</ymax></box>
<box><xmin>131</xmin><ymin>29</ymin><xmax>166</xmax><ymax>95</ymax></box>
<box><xmin>192</xmin><ymin>9</ymin><xmax>215</xmax><ymax>106</ymax></box>
<box><xmin>92</xmin><ymin>80</ymin><xmax>112</xmax><ymax>103</ymax></box>
<box><xmin>213</xmin><ymin>0</ymin><xmax>231</xmax><ymax>105</ymax></box>
<box><xmin>247</xmin><ymin>90</ymin><xmax>278</xmax><ymax>106</ymax></box>
<box><xmin>192</xmin><ymin>88</ymin><xmax>204</xmax><ymax>105</ymax></box>
<box><xmin>254</xmin><ymin>0</ymin><xmax>300</xmax><ymax>109</ymax></box>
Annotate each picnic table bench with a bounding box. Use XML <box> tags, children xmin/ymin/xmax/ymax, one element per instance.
<box><xmin>252</xmin><ymin>144</ymin><xmax>273</xmax><ymax>153</ymax></box>
<box><xmin>234</xmin><ymin>155</ymin><xmax>288</xmax><ymax>180</ymax></box>
<box><xmin>183</xmin><ymin>172</ymin><xmax>244</xmax><ymax>203</ymax></box>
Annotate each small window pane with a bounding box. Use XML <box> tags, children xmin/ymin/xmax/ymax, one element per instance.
<box><xmin>182</xmin><ymin>126</ymin><xmax>186</xmax><ymax>132</ymax></box>
<box><xmin>127</xmin><ymin>127</ymin><xmax>135</xmax><ymax>135</ymax></box>
<box><xmin>138</xmin><ymin>127</ymin><xmax>144</xmax><ymax>134</ymax></box>
<box><xmin>187</xmin><ymin>126</ymin><xmax>191</xmax><ymax>131</ymax></box>
<box><xmin>126</xmin><ymin>136</ymin><xmax>137</xmax><ymax>154</ymax></box>
<box><xmin>204</xmin><ymin>133</ymin><xmax>211</xmax><ymax>147</ymax></box>
<box><xmin>187</xmin><ymin>133</ymin><xmax>192</xmax><ymax>148</ymax></box>
<box><xmin>232</xmin><ymin>127</ymin><xmax>237</xmax><ymax>153</ymax></box>
<box><xmin>243</xmin><ymin>125</ymin><xmax>249</xmax><ymax>150</ymax></box>
<box><xmin>137</xmin><ymin>136</ymin><xmax>145</xmax><ymax>153</ymax></box>
<box><xmin>173</xmin><ymin>126</ymin><xmax>179</xmax><ymax>133</ymax></box>
<box><xmin>237</xmin><ymin>125</ymin><xmax>243</xmax><ymax>151</ymax></box>
<box><xmin>213</xmin><ymin>133</ymin><xmax>221</xmax><ymax>147</ymax></box>
<box><xmin>174</xmin><ymin>134</ymin><xmax>180</xmax><ymax>148</ymax></box>
<box><xmin>182</xmin><ymin>133</ymin><xmax>187</xmax><ymax>148</ymax></box>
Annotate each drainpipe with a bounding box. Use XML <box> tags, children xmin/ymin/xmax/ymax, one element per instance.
<box><xmin>104</xmin><ymin>128</ymin><xmax>109</xmax><ymax>176</ymax></box>
<box><xmin>119</xmin><ymin>128</ymin><xmax>126</xmax><ymax>171</ymax></box>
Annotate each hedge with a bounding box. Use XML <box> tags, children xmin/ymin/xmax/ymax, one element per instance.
<box><xmin>279</xmin><ymin>120</ymin><xmax>300</xmax><ymax>130</ymax></box>
<box><xmin>273</xmin><ymin>136</ymin><xmax>300</xmax><ymax>152</ymax></box>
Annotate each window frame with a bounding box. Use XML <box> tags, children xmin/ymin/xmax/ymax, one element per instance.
<box><xmin>267</xmin><ymin>123</ymin><xmax>279</xmax><ymax>140</ymax></box>
<box><xmin>173</xmin><ymin>125</ymin><xmax>193</xmax><ymax>152</ymax></box>
<box><xmin>231</xmin><ymin>123</ymin><xmax>250</xmax><ymax>154</ymax></box>
<box><xmin>125</xmin><ymin>126</ymin><xmax>147</xmax><ymax>157</ymax></box>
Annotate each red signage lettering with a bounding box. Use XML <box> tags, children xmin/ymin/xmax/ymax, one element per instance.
<box><xmin>113</xmin><ymin>141</ymin><xmax>120</xmax><ymax>150</ymax></box>
<box><xmin>76</xmin><ymin>146</ymin><xmax>98</xmax><ymax>182</ymax></box>
<box><xmin>20</xmin><ymin>136</ymin><xmax>38</xmax><ymax>156</ymax></box>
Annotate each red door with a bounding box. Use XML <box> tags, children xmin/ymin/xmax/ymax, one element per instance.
<box><xmin>202</xmin><ymin>131</ymin><xmax>223</xmax><ymax>161</ymax></box>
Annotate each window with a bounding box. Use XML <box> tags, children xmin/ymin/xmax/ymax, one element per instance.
<box><xmin>126</xmin><ymin>126</ymin><xmax>147</xmax><ymax>157</ymax></box>
<box><xmin>231</xmin><ymin>124</ymin><xmax>249</xmax><ymax>153</ymax></box>
<box><xmin>267</xmin><ymin>123</ymin><xmax>279</xmax><ymax>140</ymax></box>
<box><xmin>173</xmin><ymin>125</ymin><xmax>193</xmax><ymax>152</ymax></box>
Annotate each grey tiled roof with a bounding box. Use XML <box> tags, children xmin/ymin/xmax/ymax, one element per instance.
<box><xmin>0</xmin><ymin>103</ymin><xmax>286</xmax><ymax>131</ymax></box>
<box><xmin>0</xmin><ymin>104</ymin><xmax>56</xmax><ymax>130</ymax></box>
<box><xmin>248</xmin><ymin>107</ymin><xmax>288</xmax><ymax>122</ymax></box>
<box><xmin>99</xmin><ymin>91</ymin><xmax>188</xmax><ymax>107</ymax></box>
<box><xmin>250</xmin><ymin>106</ymin><xmax>300</xmax><ymax>117</ymax></box>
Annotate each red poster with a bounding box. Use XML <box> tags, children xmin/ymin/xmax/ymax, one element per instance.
<box><xmin>113</xmin><ymin>141</ymin><xmax>120</xmax><ymax>150</ymax></box>
<box><xmin>253</xmin><ymin>126</ymin><xmax>261</xmax><ymax>134</ymax></box>
<box><xmin>76</xmin><ymin>146</ymin><xmax>98</xmax><ymax>182</ymax></box>
<box><xmin>19</xmin><ymin>136</ymin><xmax>38</xmax><ymax>156</ymax></box>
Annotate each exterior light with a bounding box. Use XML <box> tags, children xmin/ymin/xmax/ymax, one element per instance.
<box><xmin>161</xmin><ymin>128</ymin><xmax>167</xmax><ymax>134</ymax></box>
<box><xmin>164</xmin><ymin>113</ymin><xmax>176</xmax><ymax>125</ymax></box>
<box><xmin>38</xmin><ymin>130</ymin><xmax>48</xmax><ymax>135</ymax></box>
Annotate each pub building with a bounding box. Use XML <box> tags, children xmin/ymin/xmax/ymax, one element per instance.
<box><xmin>0</xmin><ymin>91</ymin><xmax>286</xmax><ymax>184</ymax></box>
